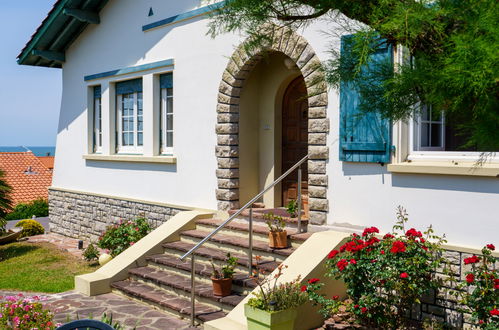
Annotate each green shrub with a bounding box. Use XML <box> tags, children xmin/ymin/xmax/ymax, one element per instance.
<box><xmin>98</xmin><ymin>218</ymin><xmax>151</xmax><ymax>257</ymax></box>
<box><xmin>15</xmin><ymin>219</ymin><xmax>45</xmax><ymax>237</ymax></box>
<box><xmin>83</xmin><ymin>243</ymin><xmax>100</xmax><ymax>261</ymax></box>
<box><xmin>5</xmin><ymin>198</ymin><xmax>49</xmax><ymax>220</ymax></box>
<box><xmin>0</xmin><ymin>218</ymin><xmax>6</xmax><ymax>236</ymax></box>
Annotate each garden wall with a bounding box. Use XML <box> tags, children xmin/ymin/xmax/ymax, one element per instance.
<box><xmin>48</xmin><ymin>188</ymin><xmax>192</xmax><ymax>242</ymax></box>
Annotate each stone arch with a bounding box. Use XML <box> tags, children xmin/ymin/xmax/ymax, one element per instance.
<box><xmin>215</xmin><ymin>26</ymin><xmax>329</xmax><ymax>225</ymax></box>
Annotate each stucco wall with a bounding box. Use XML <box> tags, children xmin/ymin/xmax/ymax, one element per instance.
<box><xmin>52</xmin><ymin>0</ymin><xmax>499</xmax><ymax>248</ymax></box>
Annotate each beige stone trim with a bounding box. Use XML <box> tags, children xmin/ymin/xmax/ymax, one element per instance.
<box><xmin>387</xmin><ymin>162</ymin><xmax>499</xmax><ymax>177</ymax></box>
<box><xmin>75</xmin><ymin>210</ymin><xmax>214</xmax><ymax>296</ymax></box>
<box><xmin>83</xmin><ymin>154</ymin><xmax>177</xmax><ymax>164</ymax></box>
<box><xmin>48</xmin><ymin>186</ymin><xmax>215</xmax><ymax>213</ymax></box>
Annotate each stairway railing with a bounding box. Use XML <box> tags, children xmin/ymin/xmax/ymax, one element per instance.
<box><xmin>180</xmin><ymin>154</ymin><xmax>309</xmax><ymax>326</ymax></box>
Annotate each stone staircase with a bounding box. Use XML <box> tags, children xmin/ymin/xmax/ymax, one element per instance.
<box><xmin>110</xmin><ymin>214</ymin><xmax>310</xmax><ymax>325</ymax></box>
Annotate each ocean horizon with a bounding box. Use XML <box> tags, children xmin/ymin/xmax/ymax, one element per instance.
<box><xmin>0</xmin><ymin>146</ymin><xmax>56</xmax><ymax>157</ymax></box>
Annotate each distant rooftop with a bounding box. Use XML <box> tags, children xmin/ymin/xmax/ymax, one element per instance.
<box><xmin>0</xmin><ymin>152</ymin><xmax>53</xmax><ymax>205</ymax></box>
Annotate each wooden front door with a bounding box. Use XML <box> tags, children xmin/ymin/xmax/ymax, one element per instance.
<box><xmin>282</xmin><ymin>76</ymin><xmax>308</xmax><ymax>206</ymax></box>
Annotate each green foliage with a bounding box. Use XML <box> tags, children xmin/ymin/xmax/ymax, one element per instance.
<box><xmin>83</xmin><ymin>243</ymin><xmax>100</xmax><ymax>262</ymax></box>
<box><xmin>15</xmin><ymin>219</ymin><xmax>45</xmax><ymax>237</ymax></box>
<box><xmin>5</xmin><ymin>198</ymin><xmax>49</xmax><ymax>221</ymax></box>
<box><xmin>98</xmin><ymin>218</ymin><xmax>151</xmax><ymax>257</ymax></box>
<box><xmin>248</xmin><ymin>264</ymin><xmax>307</xmax><ymax>312</ymax></box>
<box><xmin>210</xmin><ymin>253</ymin><xmax>238</xmax><ymax>279</ymax></box>
<box><xmin>0</xmin><ymin>294</ymin><xmax>55</xmax><ymax>329</ymax></box>
<box><xmin>0</xmin><ymin>218</ymin><xmax>6</xmax><ymax>236</ymax></box>
<box><xmin>286</xmin><ymin>200</ymin><xmax>298</xmax><ymax>218</ymax></box>
<box><xmin>455</xmin><ymin>244</ymin><xmax>499</xmax><ymax>328</ymax></box>
<box><xmin>263</xmin><ymin>212</ymin><xmax>285</xmax><ymax>232</ymax></box>
<box><xmin>304</xmin><ymin>206</ymin><xmax>447</xmax><ymax>328</ymax></box>
<box><xmin>0</xmin><ymin>169</ymin><xmax>12</xmax><ymax>226</ymax></box>
<box><xmin>208</xmin><ymin>0</ymin><xmax>499</xmax><ymax>151</ymax></box>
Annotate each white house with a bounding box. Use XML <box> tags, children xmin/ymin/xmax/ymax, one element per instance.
<box><xmin>18</xmin><ymin>0</ymin><xmax>499</xmax><ymax>249</ymax></box>
<box><xmin>18</xmin><ymin>1</ymin><xmax>499</xmax><ymax>328</ymax></box>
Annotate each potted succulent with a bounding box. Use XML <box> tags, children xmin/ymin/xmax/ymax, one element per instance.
<box><xmin>264</xmin><ymin>212</ymin><xmax>287</xmax><ymax>249</ymax></box>
<box><xmin>245</xmin><ymin>264</ymin><xmax>307</xmax><ymax>330</ymax></box>
<box><xmin>210</xmin><ymin>253</ymin><xmax>238</xmax><ymax>297</ymax></box>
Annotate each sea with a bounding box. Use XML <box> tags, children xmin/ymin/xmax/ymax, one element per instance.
<box><xmin>0</xmin><ymin>146</ymin><xmax>56</xmax><ymax>157</ymax></box>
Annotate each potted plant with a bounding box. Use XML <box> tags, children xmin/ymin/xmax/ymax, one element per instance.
<box><xmin>285</xmin><ymin>200</ymin><xmax>298</xmax><ymax>218</ymax></box>
<box><xmin>210</xmin><ymin>253</ymin><xmax>238</xmax><ymax>297</ymax></box>
<box><xmin>245</xmin><ymin>264</ymin><xmax>307</xmax><ymax>330</ymax></box>
<box><xmin>264</xmin><ymin>212</ymin><xmax>287</xmax><ymax>249</ymax></box>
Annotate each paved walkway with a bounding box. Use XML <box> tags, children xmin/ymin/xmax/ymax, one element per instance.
<box><xmin>0</xmin><ymin>290</ymin><xmax>194</xmax><ymax>329</ymax></box>
<box><xmin>25</xmin><ymin>232</ymin><xmax>105</xmax><ymax>259</ymax></box>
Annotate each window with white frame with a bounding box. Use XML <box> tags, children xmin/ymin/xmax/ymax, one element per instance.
<box><xmin>413</xmin><ymin>104</ymin><xmax>445</xmax><ymax>151</ymax></box>
<box><xmin>93</xmin><ymin>86</ymin><xmax>102</xmax><ymax>153</ymax></box>
<box><xmin>116</xmin><ymin>78</ymin><xmax>143</xmax><ymax>153</ymax></box>
<box><xmin>159</xmin><ymin>73</ymin><xmax>173</xmax><ymax>154</ymax></box>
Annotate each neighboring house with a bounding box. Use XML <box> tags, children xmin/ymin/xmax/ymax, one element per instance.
<box><xmin>17</xmin><ymin>0</ymin><xmax>498</xmax><ymax>247</ymax></box>
<box><xmin>0</xmin><ymin>152</ymin><xmax>53</xmax><ymax>205</ymax></box>
<box><xmin>37</xmin><ymin>156</ymin><xmax>55</xmax><ymax>171</ymax></box>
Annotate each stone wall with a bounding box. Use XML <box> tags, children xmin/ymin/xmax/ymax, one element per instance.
<box><xmin>48</xmin><ymin>188</ymin><xmax>190</xmax><ymax>242</ymax></box>
<box><xmin>409</xmin><ymin>248</ymin><xmax>496</xmax><ymax>329</ymax></box>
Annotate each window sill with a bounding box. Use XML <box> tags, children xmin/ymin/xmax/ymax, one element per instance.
<box><xmin>83</xmin><ymin>154</ymin><xmax>176</xmax><ymax>164</ymax></box>
<box><xmin>387</xmin><ymin>162</ymin><xmax>499</xmax><ymax>177</ymax></box>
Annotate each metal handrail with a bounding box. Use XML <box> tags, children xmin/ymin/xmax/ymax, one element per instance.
<box><xmin>180</xmin><ymin>154</ymin><xmax>309</xmax><ymax>325</ymax></box>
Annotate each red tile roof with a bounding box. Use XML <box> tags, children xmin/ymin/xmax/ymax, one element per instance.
<box><xmin>0</xmin><ymin>152</ymin><xmax>53</xmax><ymax>206</ymax></box>
<box><xmin>37</xmin><ymin>156</ymin><xmax>55</xmax><ymax>170</ymax></box>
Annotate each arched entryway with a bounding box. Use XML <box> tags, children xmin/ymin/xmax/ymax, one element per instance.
<box><xmin>215</xmin><ymin>26</ymin><xmax>330</xmax><ymax>225</ymax></box>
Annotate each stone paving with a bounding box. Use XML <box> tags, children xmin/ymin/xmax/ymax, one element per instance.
<box><xmin>25</xmin><ymin>232</ymin><xmax>105</xmax><ymax>259</ymax></box>
<box><xmin>0</xmin><ymin>290</ymin><xmax>195</xmax><ymax>330</ymax></box>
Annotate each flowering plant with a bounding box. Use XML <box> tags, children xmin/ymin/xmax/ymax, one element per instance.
<box><xmin>247</xmin><ymin>262</ymin><xmax>307</xmax><ymax>312</ymax></box>
<box><xmin>456</xmin><ymin>244</ymin><xmax>498</xmax><ymax>329</ymax></box>
<box><xmin>98</xmin><ymin>217</ymin><xmax>151</xmax><ymax>256</ymax></box>
<box><xmin>304</xmin><ymin>207</ymin><xmax>446</xmax><ymax>328</ymax></box>
<box><xmin>263</xmin><ymin>212</ymin><xmax>286</xmax><ymax>233</ymax></box>
<box><xmin>0</xmin><ymin>294</ymin><xmax>56</xmax><ymax>329</ymax></box>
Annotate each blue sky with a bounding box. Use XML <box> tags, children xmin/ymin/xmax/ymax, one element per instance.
<box><xmin>0</xmin><ymin>1</ymin><xmax>61</xmax><ymax>146</ymax></box>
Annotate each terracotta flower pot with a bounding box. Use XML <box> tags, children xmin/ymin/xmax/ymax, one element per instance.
<box><xmin>268</xmin><ymin>230</ymin><xmax>287</xmax><ymax>249</ymax></box>
<box><xmin>211</xmin><ymin>277</ymin><xmax>232</xmax><ymax>297</ymax></box>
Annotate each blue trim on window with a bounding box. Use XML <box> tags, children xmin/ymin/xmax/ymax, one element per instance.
<box><xmin>142</xmin><ymin>1</ymin><xmax>226</xmax><ymax>32</ymax></box>
<box><xmin>84</xmin><ymin>59</ymin><xmax>174</xmax><ymax>81</ymax></box>
<box><xmin>116</xmin><ymin>78</ymin><xmax>142</xmax><ymax>95</ymax></box>
<box><xmin>160</xmin><ymin>73</ymin><xmax>173</xmax><ymax>89</ymax></box>
<box><xmin>93</xmin><ymin>85</ymin><xmax>101</xmax><ymax>98</ymax></box>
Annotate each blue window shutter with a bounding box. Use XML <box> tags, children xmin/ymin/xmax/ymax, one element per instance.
<box><xmin>116</xmin><ymin>78</ymin><xmax>142</xmax><ymax>95</ymax></box>
<box><xmin>160</xmin><ymin>73</ymin><xmax>172</xmax><ymax>89</ymax></box>
<box><xmin>93</xmin><ymin>86</ymin><xmax>101</xmax><ymax>98</ymax></box>
<box><xmin>339</xmin><ymin>34</ymin><xmax>393</xmax><ymax>164</ymax></box>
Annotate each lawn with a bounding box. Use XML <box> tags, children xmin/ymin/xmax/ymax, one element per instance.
<box><xmin>0</xmin><ymin>242</ymin><xmax>97</xmax><ymax>293</ymax></box>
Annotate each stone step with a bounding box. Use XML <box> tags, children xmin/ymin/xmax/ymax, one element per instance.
<box><xmin>196</xmin><ymin>218</ymin><xmax>311</xmax><ymax>248</ymax></box>
<box><xmin>128</xmin><ymin>266</ymin><xmax>246</xmax><ymax>313</ymax></box>
<box><xmin>228</xmin><ymin>208</ymin><xmax>309</xmax><ymax>229</ymax></box>
<box><xmin>111</xmin><ymin>280</ymin><xmax>226</xmax><ymax>324</ymax></box>
<box><xmin>162</xmin><ymin>241</ymin><xmax>279</xmax><ymax>275</ymax></box>
<box><xmin>179</xmin><ymin>229</ymin><xmax>295</xmax><ymax>262</ymax></box>
<box><xmin>146</xmin><ymin>254</ymin><xmax>256</xmax><ymax>291</ymax></box>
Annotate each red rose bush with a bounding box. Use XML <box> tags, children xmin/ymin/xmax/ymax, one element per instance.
<box><xmin>457</xmin><ymin>244</ymin><xmax>498</xmax><ymax>329</ymax></box>
<box><xmin>303</xmin><ymin>206</ymin><xmax>446</xmax><ymax>328</ymax></box>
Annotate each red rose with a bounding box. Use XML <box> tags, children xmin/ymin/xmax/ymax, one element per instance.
<box><xmin>332</xmin><ymin>295</ymin><xmax>339</xmax><ymax>300</ymax></box>
<box><xmin>354</xmin><ymin>304</ymin><xmax>359</xmax><ymax>309</ymax></box>
<box><xmin>490</xmin><ymin>308</ymin><xmax>499</xmax><ymax>316</ymax></box>
<box><xmin>466</xmin><ymin>273</ymin><xmax>474</xmax><ymax>284</ymax></box>
<box><xmin>361</xmin><ymin>307</ymin><xmax>367</xmax><ymax>314</ymax></box>
<box><xmin>380</xmin><ymin>250</ymin><xmax>385</xmax><ymax>255</ymax></box>
<box><xmin>494</xmin><ymin>278</ymin><xmax>499</xmax><ymax>289</ymax></box>
<box><xmin>301</xmin><ymin>285</ymin><xmax>307</xmax><ymax>292</ymax></box>
<box><xmin>350</xmin><ymin>259</ymin><xmax>357</xmax><ymax>265</ymax></box>
<box><xmin>479</xmin><ymin>320</ymin><xmax>484</xmax><ymax>324</ymax></box>
<box><xmin>383</xmin><ymin>233</ymin><xmax>395</xmax><ymax>239</ymax></box>
<box><xmin>362</xmin><ymin>226</ymin><xmax>379</xmax><ymax>237</ymax></box>
<box><xmin>464</xmin><ymin>255</ymin><xmax>480</xmax><ymax>265</ymax></box>
<box><xmin>486</xmin><ymin>244</ymin><xmax>495</xmax><ymax>251</ymax></box>
<box><xmin>308</xmin><ymin>278</ymin><xmax>320</xmax><ymax>284</ymax></box>
<box><xmin>406</xmin><ymin>228</ymin><xmax>422</xmax><ymax>238</ymax></box>
<box><xmin>371</xmin><ymin>259</ymin><xmax>377</xmax><ymax>263</ymax></box>
<box><xmin>337</xmin><ymin>259</ymin><xmax>349</xmax><ymax>271</ymax></box>
<box><xmin>328</xmin><ymin>249</ymin><xmax>340</xmax><ymax>259</ymax></box>
<box><xmin>390</xmin><ymin>241</ymin><xmax>406</xmax><ymax>254</ymax></box>
<box><xmin>419</xmin><ymin>238</ymin><xmax>426</xmax><ymax>243</ymax></box>
<box><xmin>400</xmin><ymin>272</ymin><xmax>409</xmax><ymax>279</ymax></box>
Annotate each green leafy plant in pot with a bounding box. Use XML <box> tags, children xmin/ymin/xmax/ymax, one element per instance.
<box><xmin>245</xmin><ymin>263</ymin><xmax>307</xmax><ymax>330</ymax></box>
<box><xmin>210</xmin><ymin>253</ymin><xmax>238</xmax><ymax>297</ymax></box>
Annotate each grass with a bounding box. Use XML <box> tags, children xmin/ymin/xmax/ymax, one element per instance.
<box><xmin>0</xmin><ymin>242</ymin><xmax>98</xmax><ymax>293</ymax></box>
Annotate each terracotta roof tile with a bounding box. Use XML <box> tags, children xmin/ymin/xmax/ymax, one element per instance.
<box><xmin>37</xmin><ymin>156</ymin><xmax>55</xmax><ymax>170</ymax></box>
<box><xmin>0</xmin><ymin>152</ymin><xmax>53</xmax><ymax>206</ymax></box>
